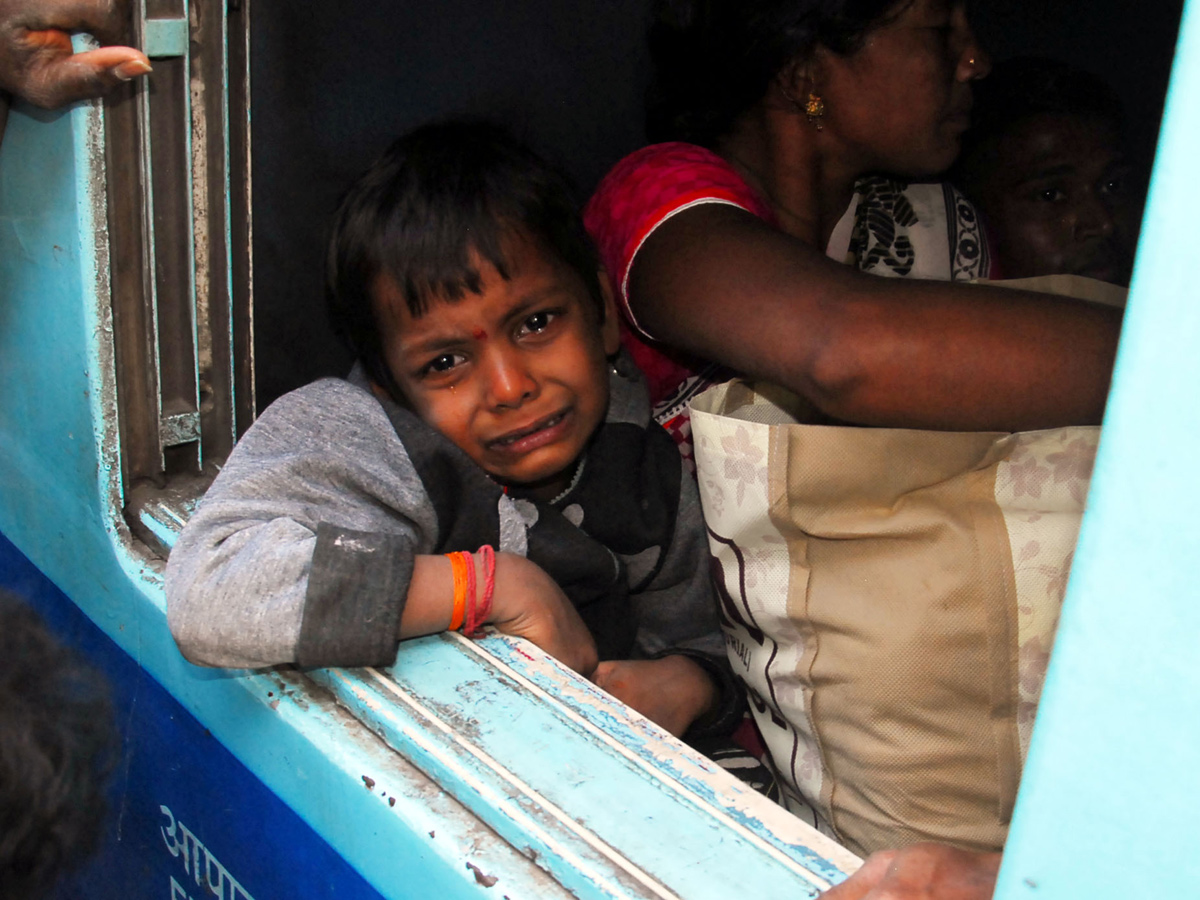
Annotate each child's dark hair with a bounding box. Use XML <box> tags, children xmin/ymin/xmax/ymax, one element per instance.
<box><xmin>952</xmin><ymin>57</ymin><xmax>1127</xmax><ymax>197</ymax></box>
<box><xmin>326</xmin><ymin>121</ymin><xmax>604</xmax><ymax>395</ymax></box>
<box><xmin>960</xmin><ymin>57</ymin><xmax>1126</xmax><ymax>162</ymax></box>
<box><xmin>0</xmin><ymin>592</ymin><xmax>116</xmax><ymax>899</ymax></box>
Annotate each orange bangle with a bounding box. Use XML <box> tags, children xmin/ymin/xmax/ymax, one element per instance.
<box><xmin>446</xmin><ymin>551</ymin><xmax>469</xmax><ymax>631</ymax></box>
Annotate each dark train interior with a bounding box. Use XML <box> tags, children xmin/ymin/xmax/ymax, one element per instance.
<box><xmin>250</xmin><ymin>0</ymin><xmax>1184</xmax><ymax>410</ymax></box>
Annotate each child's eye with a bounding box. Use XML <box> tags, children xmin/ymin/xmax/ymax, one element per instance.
<box><xmin>1036</xmin><ymin>187</ymin><xmax>1066</xmax><ymax>203</ymax></box>
<box><xmin>1100</xmin><ymin>176</ymin><xmax>1125</xmax><ymax>196</ymax></box>
<box><xmin>421</xmin><ymin>352</ymin><xmax>466</xmax><ymax>376</ymax></box>
<box><xmin>516</xmin><ymin>310</ymin><xmax>559</xmax><ymax>337</ymax></box>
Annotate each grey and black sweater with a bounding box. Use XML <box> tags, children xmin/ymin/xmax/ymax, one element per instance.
<box><xmin>166</xmin><ymin>353</ymin><xmax>740</xmax><ymax>734</ymax></box>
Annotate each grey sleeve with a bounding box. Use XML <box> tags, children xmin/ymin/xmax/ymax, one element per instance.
<box><xmin>166</xmin><ymin>380</ymin><xmax>438</xmax><ymax>669</ymax></box>
<box><xmin>296</xmin><ymin>524</ymin><xmax>416</xmax><ymax>667</ymax></box>
<box><xmin>630</xmin><ymin>467</ymin><xmax>744</xmax><ymax>736</ymax></box>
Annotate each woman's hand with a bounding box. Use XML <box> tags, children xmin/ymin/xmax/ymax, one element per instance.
<box><xmin>486</xmin><ymin>552</ymin><xmax>598</xmax><ymax>677</ymax></box>
<box><xmin>591</xmin><ymin>655</ymin><xmax>717</xmax><ymax>737</ymax></box>
<box><xmin>0</xmin><ymin>0</ymin><xmax>150</xmax><ymax>108</ymax></box>
<box><xmin>820</xmin><ymin>845</ymin><xmax>1001</xmax><ymax>900</ymax></box>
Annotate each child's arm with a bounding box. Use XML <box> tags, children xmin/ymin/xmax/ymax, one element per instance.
<box><xmin>402</xmin><ymin>553</ymin><xmax>597</xmax><ymax>676</ymax></box>
<box><xmin>605</xmin><ymin>462</ymin><xmax>743</xmax><ymax>738</ymax></box>
<box><xmin>591</xmin><ymin>656</ymin><xmax>717</xmax><ymax>737</ymax></box>
<box><xmin>167</xmin><ymin>379</ymin><xmax>596</xmax><ymax>673</ymax></box>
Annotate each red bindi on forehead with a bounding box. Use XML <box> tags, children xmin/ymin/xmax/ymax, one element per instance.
<box><xmin>472</xmin><ymin>329</ymin><xmax>487</xmax><ymax>341</ymax></box>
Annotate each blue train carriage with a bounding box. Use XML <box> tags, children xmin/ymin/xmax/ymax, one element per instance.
<box><xmin>1</xmin><ymin>0</ymin><xmax>1199</xmax><ymax>896</ymax></box>
<box><xmin>0</xmin><ymin>4</ymin><xmax>860</xmax><ymax>899</ymax></box>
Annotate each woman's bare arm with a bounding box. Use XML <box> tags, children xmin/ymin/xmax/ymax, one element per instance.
<box><xmin>629</xmin><ymin>203</ymin><xmax>1121</xmax><ymax>432</ymax></box>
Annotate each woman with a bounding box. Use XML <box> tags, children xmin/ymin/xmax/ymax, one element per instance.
<box><xmin>584</xmin><ymin>0</ymin><xmax>1121</xmax><ymax>454</ymax></box>
<box><xmin>585</xmin><ymin>1</ymin><xmax>1118</xmax><ymax>894</ymax></box>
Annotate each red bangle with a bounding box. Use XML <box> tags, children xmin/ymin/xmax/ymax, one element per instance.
<box><xmin>465</xmin><ymin>544</ymin><xmax>496</xmax><ymax>638</ymax></box>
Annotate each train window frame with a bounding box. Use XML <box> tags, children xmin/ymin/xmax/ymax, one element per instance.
<box><xmin>104</xmin><ymin>0</ymin><xmax>252</xmax><ymax>556</ymax></box>
<box><xmin>2</xmin><ymin>0</ymin><xmax>1197</xmax><ymax>893</ymax></box>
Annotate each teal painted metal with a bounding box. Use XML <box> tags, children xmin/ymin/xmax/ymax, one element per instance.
<box><xmin>995</xmin><ymin>2</ymin><xmax>1200</xmax><ymax>896</ymax></box>
<box><xmin>476</xmin><ymin>637</ymin><xmax>851</xmax><ymax>884</ymax></box>
<box><xmin>0</xmin><ymin>95</ymin><xmax>570</xmax><ymax>900</ymax></box>
<box><xmin>313</xmin><ymin>636</ymin><xmax>856</xmax><ymax>900</ymax></box>
<box><xmin>0</xmin><ymin>90</ymin><xmax>856</xmax><ymax>897</ymax></box>
<box><xmin>144</xmin><ymin>17</ymin><xmax>190</xmax><ymax>58</ymax></box>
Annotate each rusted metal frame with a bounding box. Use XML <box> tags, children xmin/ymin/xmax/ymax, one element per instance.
<box><xmin>108</xmin><ymin>0</ymin><xmax>251</xmax><ymax>554</ymax></box>
<box><xmin>227</xmin><ymin>0</ymin><xmax>255</xmax><ymax>437</ymax></box>
<box><xmin>104</xmin><ymin>67</ymin><xmax>158</xmax><ymax>495</ymax></box>
<box><xmin>190</xmin><ymin>0</ymin><xmax>242</xmax><ymax>463</ymax></box>
<box><xmin>143</xmin><ymin>0</ymin><xmax>201</xmax><ymax>476</ymax></box>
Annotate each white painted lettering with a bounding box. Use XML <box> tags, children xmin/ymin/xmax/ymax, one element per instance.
<box><xmin>177</xmin><ymin>821</ymin><xmax>201</xmax><ymax>878</ymax></box>
<box><xmin>160</xmin><ymin>806</ymin><xmax>257</xmax><ymax>900</ymax></box>
<box><xmin>160</xmin><ymin>806</ymin><xmax>180</xmax><ymax>857</ymax></box>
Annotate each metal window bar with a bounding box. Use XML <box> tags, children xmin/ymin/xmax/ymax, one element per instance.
<box><xmin>106</xmin><ymin>0</ymin><xmax>253</xmax><ymax>555</ymax></box>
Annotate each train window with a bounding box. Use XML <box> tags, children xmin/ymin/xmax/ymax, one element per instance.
<box><xmin>104</xmin><ymin>0</ymin><xmax>252</xmax><ymax>555</ymax></box>
<box><xmin>1</xmin><ymin>0</ymin><xmax>1196</xmax><ymax>896</ymax></box>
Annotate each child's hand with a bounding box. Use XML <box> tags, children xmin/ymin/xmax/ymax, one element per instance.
<box><xmin>486</xmin><ymin>552</ymin><xmax>599</xmax><ymax>677</ymax></box>
<box><xmin>591</xmin><ymin>655</ymin><xmax>717</xmax><ymax>737</ymax></box>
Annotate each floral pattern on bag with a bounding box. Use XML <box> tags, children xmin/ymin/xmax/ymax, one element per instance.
<box><xmin>994</xmin><ymin>427</ymin><xmax>1098</xmax><ymax>757</ymax></box>
<box><xmin>691</xmin><ymin>381</ymin><xmax>1099</xmax><ymax>849</ymax></box>
<box><xmin>694</xmin><ymin>395</ymin><xmax>833</xmax><ymax>836</ymax></box>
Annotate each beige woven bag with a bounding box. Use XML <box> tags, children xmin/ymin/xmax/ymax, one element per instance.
<box><xmin>691</xmin><ymin>378</ymin><xmax>1099</xmax><ymax>855</ymax></box>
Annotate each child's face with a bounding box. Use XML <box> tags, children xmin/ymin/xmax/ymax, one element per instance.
<box><xmin>974</xmin><ymin>113</ymin><xmax>1139</xmax><ymax>285</ymax></box>
<box><xmin>374</xmin><ymin>235</ymin><xmax>619</xmax><ymax>499</ymax></box>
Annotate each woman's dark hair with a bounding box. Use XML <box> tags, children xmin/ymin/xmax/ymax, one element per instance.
<box><xmin>646</xmin><ymin>0</ymin><xmax>905</xmax><ymax>145</ymax></box>
<box><xmin>0</xmin><ymin>592</ymin><xmax>115</xmax><ymax>900</ymax></box>
<box><xmin>325</xmin><ymin>120</ymin><xmax>604</xmax><ymax>397</ymax></box>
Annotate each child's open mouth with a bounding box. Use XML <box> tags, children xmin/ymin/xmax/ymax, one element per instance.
<box><xmin>488</xmin><ymin>409</ymin><xmax>572</xmax><ymax>454</ymax></box>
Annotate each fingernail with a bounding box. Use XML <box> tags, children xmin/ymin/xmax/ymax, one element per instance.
<box><xmin>113</xmin><ymin>59</ymin><xmax>153</xmax><ymax>82</ymax></box>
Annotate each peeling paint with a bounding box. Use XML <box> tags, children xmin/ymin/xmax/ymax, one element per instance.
<box><xmin>471</xmin><ymin>635</ymin><xmax>859</xmax><ymax>883</ymax></box>
<box><xmin>73</xmin><ymin>66</ymin><xmax>128</xmax><ymax>540</ymax></box>
<box><xmin>316</xmin><ymin>666</ymin><xmax>682</xmax><ymax>899</ymax></box>
<box><xmin>308</xmin><ymin>646</ymin><xmax>858</xmax><ymax>899</ymax></box>
<box><xmin>190</xmin><ymin>44</ymin><xmax>213</xmax><ymax>412</ymax></box>
<box><xmin>420</xmin><ymin>694</ymin><xmax>488</xmax><ymax>744</ymax></box>
<box><xmin>467</xmin><ymin>862</ymin><xmax>499</xmax><ymax>888</ymax></box>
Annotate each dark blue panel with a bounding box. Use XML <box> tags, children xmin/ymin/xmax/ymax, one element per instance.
<box><xmin>0</xmin><ymin>532</ymin><xmax>387</xmax><ymax>900</ymax></box>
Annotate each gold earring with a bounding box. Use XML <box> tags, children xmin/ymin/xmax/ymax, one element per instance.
<box><xmin>805</xmin><ymin>92</ymin><xmax>826</xmax><ymax>130</ymax></box>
